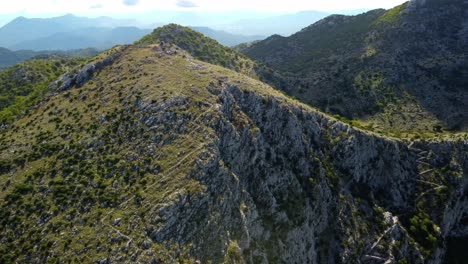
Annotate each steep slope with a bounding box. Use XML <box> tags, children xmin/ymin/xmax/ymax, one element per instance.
<box><xmin>243</xmin><ymin>9</ymin><xmax>386</xmax><ymax>74</ymax></box>
<box><xmin>242</xmin><ymin>0</ymin><xmax>468</xmax><ymax>135</ymax></box>
<box><xmin>0</xmin><ymin>41</ymin><xmax>467</xmax><ymax>264</ymax></box>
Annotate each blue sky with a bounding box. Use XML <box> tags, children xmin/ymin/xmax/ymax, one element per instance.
<box><xmin>0</xmin><ymin>0</ymin><xmax>409</xmax><ymax>31</ymax></box>
<box><xmin>0</xmin><ymin>0</ymin><xmax>408</xmax><ymax>15</ymax></box>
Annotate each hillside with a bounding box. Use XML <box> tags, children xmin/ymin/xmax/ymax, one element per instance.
<box><xmin>242</xmin><ymin>0</ymin><xmax>468</xmax><ymax>136</ymax></box>
<box><xmin>0</xmin><ymin>37</ymin><xmax>467</xmax><ymax>264</ymax></box>
<box><xmin>0</xmin><ymin>57</ymin><xmax>84</xmax><ymax>124</ymax></box>
<box><xmin>0</xmin><ymin>47</ymin><xmax>38</xmax><ymax>68</ymax></box>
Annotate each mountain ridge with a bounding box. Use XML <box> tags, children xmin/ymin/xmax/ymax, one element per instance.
<box><xmin>241</xmin><ymin>0</ymin><xmax>468</xmax><ymax>136</ymax></box>
<box><xmin>0</xmin><ymin>29</ymin><xmax>467</xmax><ymax>263</ymax></box>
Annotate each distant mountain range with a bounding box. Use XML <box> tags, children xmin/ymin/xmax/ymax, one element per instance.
<box><xmin>218</xmin><ymin>10</ymin><xmax>330</xmax><ymax>36</ymax></box>
<box><xmin>0</xmin><ymin>47</ymin><xmax>38</xmax><ymax>68</ymax></box>
<box><xmin>0</xmin><ymin>14</ymin><xmax>266</xmax><ymax>52</ymax></box>
<box><xmin>124</xmin><ymin>10</ymin><xmax>332</xmax><ymax>36</ymax></box>
<box><xmin>0</xmin><ymin>47</ymin><xmax>99</xmax><ymax>68</ymax></box>
<box><xmin>0</xmin><ymin>16</ymin><xmax>265</xmax><ymax>68</ymax></box>
<box><xmin>190</xmin><ymin>27</ymin><xmax>264</xmax><ymax>47</ymax></box>
<box><xmin>10</xmin><ymin>27</ymin><xmax>152</xmax><ymax>51</ymax></box>
<box><xmin>0</xmin><ymin>14</ymin><xmax>140</xmax><ymax>48</ymax></box>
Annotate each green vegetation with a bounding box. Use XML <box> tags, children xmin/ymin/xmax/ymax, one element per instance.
<box><xmin>224</xmin><ymin>241</ymin><xmax>244</xmax><ymax>264</ymax></box>
<box><xmin>0</xmin><ymin>58</ymin><xmax>82</xmax><ymax>124</ymax></box>
<box><xmin>242</xmin><ymin>1</ymin><xmax>468</xmax><ymax>137</ymax></box>
<box><xmin>408</xmin><ymin>211</ymin><xmax>439</xmax><ymax>256</ymax></box>
<box><xmin>244</xmin><ymin>9</ymin><xmax>386</xmax><ymax>74</ymax></box>
<box><xmin>0</xmin><ymin>44</ymin><xmax>286</xmax><ymax>263</ymax></box>
<box><xmin>373</xmin><ymin>3</ymin><xmax>408</xmax><ymax>25</ymax></box>
<box><xmin>136</xmin><ymin>24</ymin><xmax>257</xmax><ymax>76</ymax></box>
<box><xmin>0</xmin><ymin>47</ymin><xmax>99</xmax><ymax>68</ymax></box>
<box><xmin>232</xmin><ymin>40</ymin><xmax>261</xmax><ymax>52</ymax></box>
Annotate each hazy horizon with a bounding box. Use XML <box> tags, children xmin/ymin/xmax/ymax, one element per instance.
<box><xmin>0</xmin><ymin>0</ymin><xmax>408</xmax><ymax>14</ymax></box>
<box><xmin>0</xmin><ymin>9</ymin><xmax>367</xmax><ymax>28</ymax></box>
<box><xmin>0</xmin><ymin>0</ymin><xmax>409</xmax><ymax>43</ymax></box>
<box><xmin>0</xmin><ymin>0</ymin><xmax>408</xmax><ymax>27</ymax></box>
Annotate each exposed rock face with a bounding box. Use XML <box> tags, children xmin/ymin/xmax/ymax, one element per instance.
<box><xmin>50</xmin><ymin>47</ymin><xmax>125</xmax><ymax>92</ymax></box>
<box><xmin>409</xmin><ymin>0</ymin><xmax>428</xmax><ymax>9</ymax></box>
<box><xmin>141</xmin><ymin>83</ymin><xmax>468</xmax><ymax>263</ymax></box>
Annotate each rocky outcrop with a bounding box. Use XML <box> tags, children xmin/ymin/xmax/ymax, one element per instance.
<box><xmin>49</xmin><ymin>47</ymin><xmax>124</xmax><ymax>92</ymax></box>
